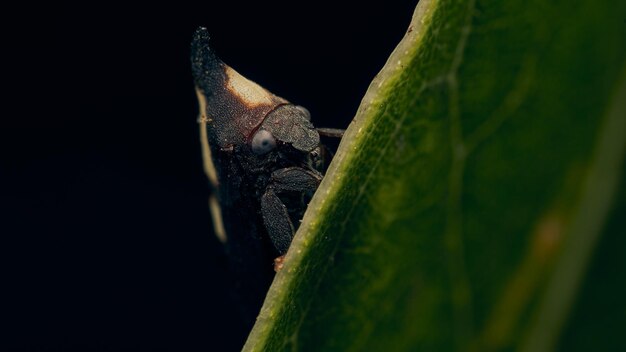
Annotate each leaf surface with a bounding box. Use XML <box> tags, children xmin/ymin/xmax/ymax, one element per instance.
<box><xmin>244</xmin><ymin>0</ymin><xmax>626</xmax><ymax>350</ymax></box>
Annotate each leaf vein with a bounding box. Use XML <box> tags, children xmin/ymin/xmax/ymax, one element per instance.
<box><xmin>444</xmin><ymin>0</ymin><xmax>477</xmax><ymax>348</ymax></box>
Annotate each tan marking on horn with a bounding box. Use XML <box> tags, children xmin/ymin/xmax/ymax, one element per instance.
<box><xmin>196</xmin><ymin>87</ymin><xmax>227</xmax><ymax>243</ymax></box>
<box><xmin>225</xmin><ymin>66</ymin><xmax>274</xmax><ymax>108</ymax></box>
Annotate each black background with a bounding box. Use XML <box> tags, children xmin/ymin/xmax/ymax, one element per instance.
<box><xmin>1</xmin><ymin>2</ymin><xmax>415</xmax><ymax>351</ymax></box>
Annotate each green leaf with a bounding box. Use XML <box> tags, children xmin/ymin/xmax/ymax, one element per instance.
<box><xmin>243</xmin><ymin>0</ymin><xmax>626</xmax><ymax>350</ymax></box>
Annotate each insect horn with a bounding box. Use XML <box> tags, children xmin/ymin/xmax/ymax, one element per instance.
<box><xmin>191</xmin><ymin>27</ymin><xmax>225</xmax><ymax>96</ymax></box>
<box><xmin>191</xmin><ymin>27</ymin><xmax>289</xmax><ymax>148</ymax></box>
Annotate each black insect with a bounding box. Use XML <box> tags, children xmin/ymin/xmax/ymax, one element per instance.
<box><xmin>191</xmin><ymin>28</ymin><xmax>342</xmax><ymax>324</ymax></box>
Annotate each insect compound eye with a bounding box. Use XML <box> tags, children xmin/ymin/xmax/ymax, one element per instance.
<box><xmin>251</xmin><ymin>129</ymin><xmax>277</xmax><ymax>155</ymax></box>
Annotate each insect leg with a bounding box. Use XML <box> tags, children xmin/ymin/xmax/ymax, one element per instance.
<box><xmin>261</xmin><ymin>188</ymin><xmax>295</xmax><ymax>255</ymax></box>
<box><xmin>269</xmin><ymin>167</ymin><xmax>322</xmax><ymax>194</ymax></box>
<box><xmin>262</xmin><ymin>167</ymin><xmax>323</xmax><ymax>271</ymax></box>
<box><xmin>316</xmin><ymin>127</ymin><xmax>345</xmax><ymax>139</ymax></box>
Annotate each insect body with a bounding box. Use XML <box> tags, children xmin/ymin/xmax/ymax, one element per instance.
<box><xmin>191</xmin><ymin>28</ymin><xmax>338</xmax><ymax>322</ymax></box>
